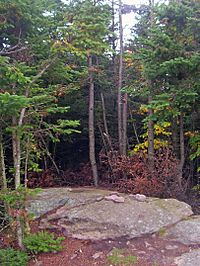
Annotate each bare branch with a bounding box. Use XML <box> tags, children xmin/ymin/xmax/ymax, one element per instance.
<box><xmin>0</xmin><ymin>46</ymin><xmax>27</xmax><ymax>56</ymax></box>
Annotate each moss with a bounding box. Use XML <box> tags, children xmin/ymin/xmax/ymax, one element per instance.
<box><xmin>158</xmin><ymin>227</ymin><xmax>167</xmax><ymax>237</ymax></box>
<box><xmin>107</xmin><ymin>248</ymin><xmax>137</xmax><ymax>266</ymax></box>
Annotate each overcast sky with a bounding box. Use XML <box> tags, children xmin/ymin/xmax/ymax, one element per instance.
<box><xmin>123</xmin><ymin>0</ymin><xmax>148</xmax><ymax>39</ymax></box>
<box><xmin>122</xmin><ymin>0</ymin><xmax>165</xmax><ymax>38</ymax></box>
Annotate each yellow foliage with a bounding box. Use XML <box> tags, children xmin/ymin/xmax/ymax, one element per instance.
<box><xmin>133</xmin><ymin>139</ymin><xmax>168</xmax><ymax>153</ymax></box>
<box><xmin>132</xmin><ymin>122</ymin><xmax>171</xmax><ymax>154</ymax></box>
<box><xmin>154</xmin><ymin>123</ymin><xmax>171</xmax><ymax>136</ymax></box>
<box><xmin>185</xmin><ymin>131</ymin><xmax>199</xmax><ymax>137</ymax></box>
<box><xmin>139</xmin><ymin>105</ymin><xmax>148</xmax><ymax>114</ymax></box>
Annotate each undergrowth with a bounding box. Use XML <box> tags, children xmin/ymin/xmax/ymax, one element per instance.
<box><xmin>0</xmin><ymin>248</ymin><xmax>28</xmax><ymax>266</ymax></box>
<box><xmin>23</xmin><ymin>231</ymin><xmax>65</xmax><ymax>254</ymax></box>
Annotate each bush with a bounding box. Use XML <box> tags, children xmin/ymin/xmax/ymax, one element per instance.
<box><xmin>0</xmin><ymin>248</ymin><xmax>28</xmax><ymax>266</ymax></box>
<box><xmin>100</xmin><ymin>148</ymin><xmax>180</xmax><ymax>197</ymax></box>
<box><xmin>23</xmin><ymin>231</ymin><xmax>65</xmax><ymax>254</ymax></box>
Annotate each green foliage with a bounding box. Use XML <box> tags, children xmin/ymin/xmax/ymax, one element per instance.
<box><xmin>0</xmin><ymin>93</ymin><xmax>29</xmax><ymax>115</ymax></box>
<box><xmin>107</xmin><ymin>248</ymin><xmax>137</xmax><ymax>266</ymax></box>
<box><xmin>0</xmin><ymin>187</ymin><xmax>41</xmax><ymax>208</ymax></box>
<box><xmin>0</xmin><ymin>248</ymin><xmax>28</xmax><ymax>266</ymax></box>
<box><xmin>189</xmin><ymin>133</ymin><xmax>200</xmax><ymax>168</ymax></box>
<box><xmin>23</xmin><ymin>231</ymin><xmax>65</xmax><ymax>254</ymax></box>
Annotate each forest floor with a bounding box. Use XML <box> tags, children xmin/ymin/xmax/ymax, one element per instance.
<box><xmin>1</xmin><ymin>186</ymin><xmax>199</xmax><ymax>266</ymax></box>
<box><xmin>26</xmin><ymin>187</ymin><xmax>199</xmax><ymax>266</ymax></box>
<box><xmin>28</xmin><ymin>226</ymin><xmax>193</xmax><ymax>266</ymax></box>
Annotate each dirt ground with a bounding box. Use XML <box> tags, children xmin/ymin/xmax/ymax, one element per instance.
<box><xmin>27</xmin><ymin>218</ymin><xmax>194</xmax><ymax>266</ymax></box>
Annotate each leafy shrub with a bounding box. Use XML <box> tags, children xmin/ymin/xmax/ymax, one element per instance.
<box><xmin>23</xmin><ymin>231</ymin><xmax>65</xmax><ymax>254</ymax></box>
<box><xmin>0</xmin><ymin>248</ymin><xmax>28</xmax><ymax>266</ymax></box>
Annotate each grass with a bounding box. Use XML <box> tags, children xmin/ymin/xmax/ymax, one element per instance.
<box><xmin>107</xmin><ymin>248</ymin><xmax>137</xmax><ymax>266</ymax></box>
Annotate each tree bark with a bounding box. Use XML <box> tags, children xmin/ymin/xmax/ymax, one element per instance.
<box><xmin>179</xmin><ymin>113</ymin><xmax>185</xmax><ymax>175</ymax></box>
<box><xmin>12</xmin><ymin>117</ymin><xmax>21</xmax><ymax>189</ymax></box>
<box><xmin>100</xmin><ymin>92</ymin><xmax>113</xmax><ymax>151</ymax></box>
<box><xmin>171</xmin><ymin>117</ymin><xmax>179</xmax><ymax>158</ymax></box>
<box><xmin>88</xmin><ymin>56</ymin><xmax>98</xmax><ymax>187</ymax></box>
<box><xmin>147</xmin><ymin>0</ymin><xmax>155</xmax><ymax>171</ymax></box>
<box><xmin>122</xmin><ymin>93</ymin><xmax>128</xmax><ymax>155</ymax></box>
<box><xmin>0</xmin><ymin>133</ymin><xmax>7</xmax><ymax>189</ymax></box>
<box><xmin>118</xmin><ymin>0</ymin><xmax>123</xmax><ymax>155</ymax></box>
<box><xmin>147</xmin><ymin>94</ymin><xmax>155</xmax><ymax>171</ymax></box>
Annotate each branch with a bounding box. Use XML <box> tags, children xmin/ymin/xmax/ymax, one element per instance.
<box><xmin>0</xmin><ymin>46</ymin><xmax>27</xmax><ymax>56</ymax></box>
<box><xmin>30</xmin><ymin>55</ymin><xmax>58</xmax><ymax>86</ymax></box>
<box><xmin>18</xmin><ymin>55</ymin><xmax>58</xmax><ymax>126</ymax></box>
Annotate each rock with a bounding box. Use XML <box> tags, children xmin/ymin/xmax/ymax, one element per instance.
<box><xmin>174</xmin><ymin>249</ymin><xmax>200</xmax><ymax>266</ymax></box>
<box><xmin>165</xmin><ymin>216</ymin><xmax>200</xmax><ymax>245</ymax></box>
<box><xmin>27</xmin><ymin>187</ymin><xmax>111</xmax><ymax>218</ymax></box>
<box><xmin>104</xmin><ymin>195</ymin><xmax>125</xmax><ymax>203</ymax></box>
<box><xmin>130</xmin><ymin>194</ymin><xmax>147</xmax><ymax>202</ymax></box>
<box><xmin>70</xmin><ymin>254</ymin><xmax>78</xmax><ymax>260</ymax></box>
<box><xmin>144</xmin><ymin>241</ymin><xmax>151</xmax><ymax>248</ymax></box>
<box><xmin>54</xmin><ymin>196</ymin><xmax>192</xmax><ymax>240</ymax></box>
<box><xmin>27</xmin><ymin>188</ymin><xmax>194</xmax><ymax>241</ymax></box>
<box><xmin>92</xmin><ymin>252</ymin><xmax>103</xmax><ymax>259</ymax></box>
<box><xmin>34</xmin><ymin>261</ymin><xmax>43</xmax><ymax>266</ymax></box>
<box><xmin>165</xmin><ymin>245</ymin><xmax>178</xmax><ymax>250</ymax></box>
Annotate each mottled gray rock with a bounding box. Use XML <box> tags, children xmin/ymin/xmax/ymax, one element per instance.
<box><xmin>27</xmin><ymin>187</ymin><xmax>112</xmax><ymax>218</ymax></box>
<box><xmin>27</xmin><ymin>188</ymin><xmax>194</xmax><ymax>241</ymax></box>
<box><xmin>104</xmin><ymin>194</ymin><xmax>125</xmax><ymax>203</ymax></box>
<box><xmin>52</xmin><ymin>196</ymin><xmax>192</xmax><ymax>240</ymax></box>
<box><xmin>174</xmin><ymin>249</ymin><xmax>200</xmax><ymax>266</ymax></box>
<box><xmin>130</xmin><ymin>194</ymin><xmax>147</xmax><ymax>202</ymax></box>
<box><xmin>166</xmin><ymin>216</ymin><xmax>200</xmax><ymax>245</ymax></box>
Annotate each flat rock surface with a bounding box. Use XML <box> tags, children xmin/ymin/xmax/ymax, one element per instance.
<box><xmin>27</xmin><ymin>187</ymin><xmax>193</xmax><ymax>240</ymax></box>
<box><xmin>26</xmin><ymin>187</ymin><xmax>200</xmax><ymax>266</ymax></box>
<box><xmin>165</xmin><ymin>216</ymin><xmax>200</xmax><ymax>245</ymax></box>
<box><xmin>174</xmin><ymin>249</ymin><xmax>200</xmax><ymax>266</ymax></box>
<box><xmin>27</xmin><ymin>187</ymin><xmax>111</xmax><ymax>218</ymax></box>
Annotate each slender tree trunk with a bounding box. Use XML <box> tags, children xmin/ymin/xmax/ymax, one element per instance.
<box><xmin>118</xmin><ymin>0</ymin><xmax>123</xmax><ymax>155</ymax></box>
<box><xmin>147</xmin><ymin>94</ymin><xmax>155</xmax><ymax>171</ymax></box>
<box><xmin>171</xmin><ymin>118</ymin><xmax>179</xmax><ymax>158</ymax></box>
<box><xmin>100</xmin><ymin>92</ymin><xmax>113</xmax><ymax>151</ymax></box>
<box><xmin>12</xmin><ymin>117</ymin><xmax>21</xmax><ymax>189</ymax></box>
<box><xmin>88</xmin><ymin>56</ymin><xmax>98</xmax><ymax>186</ymax></box>
<box><xmin>24</xmin><ymin>137</ymin><xmax>30</xmax><ymax>188</ymax></box>
<box><xmin>111</xmin><ymin>0</ymin><xmax>116</xmax><ymax>64</ymax></box>
<box><xmin>179</xmin><ymin>113</ymin><xmax>185</xmax><ymax>174</ymax></box>
<box><xmin>129</xmin><ymin>107</ymin><xmax>140</xmax><ymax>144</ymax></box>
<box><xmin>122</xmin><ymin>93</ymin><xmax>128</xmax><ymax>155</ymax></box>
<box><xmin>147</xmin><ymin>0</ymin><xmax>155</xmax><ymax>171</ymax></box>
<box><xmin>12</xmin><ymin>117</ymin><xmax>25</xmax><ymax>250</ymax></box>
<box><xmin>0</xmin><ymin>133</ymin><xmax>7</xmax><ymax>189</ymax></box>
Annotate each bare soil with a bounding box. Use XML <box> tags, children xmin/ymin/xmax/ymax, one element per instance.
<box><xmin>27</xmin><ymin>218</ymin><xmax>194</xmax><ymax>266</ymax></box>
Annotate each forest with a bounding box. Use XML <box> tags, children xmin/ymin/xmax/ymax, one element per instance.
<box><xmin>0</xmin><ymin>0</ymin><xmax>200</xmax><ymax>265</ymax></box>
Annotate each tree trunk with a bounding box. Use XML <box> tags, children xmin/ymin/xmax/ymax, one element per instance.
<box><xmin>111</xmin><ymin>0</ymin><xmax>116</xmax><ymax>64</ymax></box>
<box><xmin>12</xmin><ymin>117</ymin><xmax>25</xmax><ymax>250</ymax></box>
<box><xmin>0</xmin><ymin>133</ymin><xmax>7</xmax><ymax>189</ymax></box>
<box><xmin>129</xmin><ymin>106</ymin><xmax>140</xmax><ymax>144</ymax></box>
<box><xmin>179</xmin><ymin>113</ymin><xmax>185</xmax><ymax>176</ymax></box>
<box><xmin>122</xmin><ymin>93</ymin><xmax>128</xmax><ymax>155</ymax></box>
<box><xmin>147</xmin><ymin>0</ymin><xmax>155</xmax><ymax>171</ymax></box>
<box><xmin>12</xmin><ymin>117</ymin><xmax>21</xmax><ymax>189</ymax></box>
<box><xmin>88</xmin><ymin>56</ymin><xmax>98</xmax><ymax>187</ymax></box>
<box><xmin>147</xmin><ymin>95</ymin><xmax>154</xmax><ymax>171</ymax></box>
<box><xmin>171</xmin><ymin>117</ymin><xmax>179</xmax><ymax>158</ymax></box>
<box><xmin>24</xmin><ymin>137</ymin><xmax>30</xmax><ymax>188</ymax></box>
<box><xmin>100</xmin><ymin>92</ymin><xmax>113</xmax><ymax>151</ymax></box>
<box><xmin>118</xmin><ymin>0</ymin><xmax>123</xmax><ymax>155</ymax></box>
